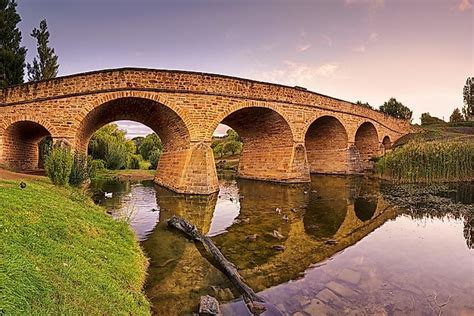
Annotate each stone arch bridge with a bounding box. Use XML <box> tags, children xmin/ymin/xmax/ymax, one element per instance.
<box><xmin>0</xmin><ymin>68</ymin><xmax>410</xmax><ymax>194</ymax></box>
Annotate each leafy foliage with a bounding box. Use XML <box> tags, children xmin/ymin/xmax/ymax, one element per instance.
<box><xmin>463</xmin><ymin>77</ymin><xmax>473</xmax><ymax>121</ymax></box>
<box><xmin>129</xmin><ymin>155</ymin><xmax>141</xmax><ymax>169</ymax></box>
<box><xmin>376</xmin><ymin>141</ymin><xmax>473</xmax><ymax>183</ymax></box>
<box><xmin>379</xmin><ymin>98</ymin><xmax>413</xmax><ymax>121</ymax></box>
<box><xmin>27</xmin><ymin>19</ymin><xmax>59</xmax><ymax>81</ymax></box>
<box><xmin>69</xmin><ymin>152</ymin><xmax>89</xmax><ymax>186</ymax></box>
<box><xmin>88</xmin><ymin>159</ymin><xmax>106</xmax><ymax>178</ymax></box>
<box><xmin>211</xmin><ymin>128</ymin><xmax>243</xmax><ymax>158</ymax></box>
<box><xmin>138</xmin><ymin>133</ymin><xmax>162</xmax><ymax>161</ymax></box>
<box><xmin>420</xmin><ymin>112</ymin><xmax>445</xmax><ymax>125</ymax></box>
<box><xmin>223</xmin><ymin>140</ymin><xmax>242</xmax><ymax>155</ymax></box>
<box><xmin>0</xmin><ymin>0</ymin><xmax>27</xmax><ymax>87</ymax></box>
<box><xmin>45</xmin><ymin>146</ymin><xmax>73</xmax><ymax>185</ymax></box>
<box><xmin>148</xmin><ymin>150</ymin><xmax>161</xmax><ymax>170</ymax></box>
<box><xmin>450</xmin><ymin>108</ymin><xmax>465</xmax><ymax>123</ymax></box>
<box><xmin>88</xmin><ymin>124</ymin><xmax>135</xmax><ymax>170</ymax></box>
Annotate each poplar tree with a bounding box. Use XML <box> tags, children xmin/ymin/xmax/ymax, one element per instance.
<box><xmin>0</xmin><ymin>0</ymin><xmax>27</xmax><ymax>88</ymax></box>
<box><xmin>27</xmin><ymin>19</ymin><xmax>59</xmax><ymax>81</ymax></box>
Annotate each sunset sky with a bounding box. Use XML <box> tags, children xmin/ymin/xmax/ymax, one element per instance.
<box><xmin>17</xmin><ymin>0</ymin><xmax>473</xmax><ymax>136</ymax></box>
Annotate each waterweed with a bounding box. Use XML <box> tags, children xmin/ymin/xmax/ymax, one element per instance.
<box><xmin>376</xmin><ymin>140</ymin><xmax>473</xmax><ymax>183</ymax></box>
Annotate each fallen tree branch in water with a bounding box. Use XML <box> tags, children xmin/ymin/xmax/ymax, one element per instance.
<box><xmin>167</xmin><ymin>215</ymin><xmax>267</xmax><ymax>315</ymax></box>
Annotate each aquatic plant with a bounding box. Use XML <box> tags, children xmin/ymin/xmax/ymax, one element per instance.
<box><xmin>376</xmin><ymin>141</ymin><xmax>474</xmax><ymax>183</ymax></box>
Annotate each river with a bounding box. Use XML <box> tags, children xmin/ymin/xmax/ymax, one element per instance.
<box><xmin>90</xmin><ymin>175</ymin><xmax>474</xmax><ymax>315</ymax></box>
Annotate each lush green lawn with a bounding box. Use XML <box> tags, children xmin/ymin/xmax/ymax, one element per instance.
<box><xmin>0</xmin><ymin>178</ymin><xmax>150</xmax><ymax>314</ymax></box>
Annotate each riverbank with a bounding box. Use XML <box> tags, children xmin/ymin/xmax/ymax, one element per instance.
<box><xmin>380</xmin><ymin>181</ymin><xmax>473</xmax><ymax>215</ymax></box>
<box><xmin>0</xmin><ymin>171</ymin><xmax>150</xmax><ymax>314</ymax></box>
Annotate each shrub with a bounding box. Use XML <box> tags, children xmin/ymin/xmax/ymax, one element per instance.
<box><xmin>148</xmin><ymin>149</ymin><xmax>161</xmax><ymax>170</ymax></box>
<box><xmin>45</xmin><ymin>147</ymin><xmax>73</xmax><ymax>185</ymax></box>
<box><xmin>88</xmin><ymin>159</ymin><xmax>106</xmax><ymax>178</ymax></box>
<box><xmin>69</xmin><ymin>153</ymin><xmax>88</xmax><ymax>186</ymax></box>
<box><xmin>129</xmin><ymin>155</ymin><xmax>141</xmax><ymax>169</ymax></box>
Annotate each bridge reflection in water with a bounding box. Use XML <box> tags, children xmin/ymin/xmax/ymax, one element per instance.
<box><xmin>90</xmin><ymin>175</ymin><xmax>473</xmax><ymax>315</ymax></box>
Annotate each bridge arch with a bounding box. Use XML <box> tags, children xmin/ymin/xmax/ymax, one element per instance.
<box><xmin>75</xmin><ymin>96</ymin><xmax>191</xmax><ymax>153</ymax></box>
<box><xmin>0</xmin><ymin>119</ymin><xmax>54</xmax><ymax>171</ymax></box>
<box><xmin>211</xmin><ymin>104</ymin><xmax>308</xmax><ymax>182</ymax></box>
<box><xmin>354</xmin><ymin>122</ymin><xmax>380</xmax><ymax>171</ymax></box>
<box><xmin>74</xmin><ymin>96</ymin><xmax>212</xmax><ymax>194</ymax></box>
<box><xmin>382</xmin><ymin>135</ymin><xmax>392</xmax><ymax>153</ymax></box>
<box><xmin>304</xmin><ymin>115</ymin><xmax>349</xmax><ymax>174</ymax></box>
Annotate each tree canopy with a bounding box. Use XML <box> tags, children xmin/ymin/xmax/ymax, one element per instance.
<box><xmin>463</xmin><ymin>77</ymin><xmax>473</xmax><ymax>121</ymax></box>
<box><xmin>420</xmin><ymin>113</ymin><xmax>445</xmax><ymax>125</ymax></box>
<box><xmin>449</xmin><ymin>108</ymin><xmax>464</xmax><ymax>123</ymax></box>
<box><xmin>379</xmin><ymin>98</ymin><xmax>413</xmax><ymax>121</ymax></box>
<box><xmin>27</xmin><ymin>19</ymin><xmax>59</xmax><ymax>81</ymax></box>
<box><xmin>0</xmin><ymin>0</ymin><xmax>27</xmax><ymax>88</ymax></box>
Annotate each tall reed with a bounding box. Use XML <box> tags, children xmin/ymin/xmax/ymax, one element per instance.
<box><xmin>376</xmin><ymin>141</ymin><xmax>474</xmax><ymax>183</ymax></box>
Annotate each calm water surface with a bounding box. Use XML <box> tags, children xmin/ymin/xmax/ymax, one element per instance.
<box><xmin>90</xmin><ymin>175</ymin><xmax>474</xmax><ymax>315</ymax></box>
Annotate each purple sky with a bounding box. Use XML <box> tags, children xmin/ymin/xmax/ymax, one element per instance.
<box><xmin>17</xmin><ymin>0</ymin><xmax>473</xmax><ymax>136</ymax></box>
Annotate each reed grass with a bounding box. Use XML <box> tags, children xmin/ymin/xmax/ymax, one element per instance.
<box><xmin>376</xmin><ymin>141</ymin><xmax>474</xmax><ymax>183</ymax></box>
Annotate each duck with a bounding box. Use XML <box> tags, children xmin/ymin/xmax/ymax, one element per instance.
<box><xmin>104</xmin><ymin>192</ymin><xmax>113</xmax><ymax>198</ymax></box>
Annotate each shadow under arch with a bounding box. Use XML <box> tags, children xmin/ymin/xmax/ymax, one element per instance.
<box><xmin>305</xmin><ymin>115</ymin><xmax>349</xmax><ymax>174</ymax></box>
<box><xmin>212</xmin><ymin>106</ymin><xmax>307</xmax><ymax>183</ymax></box>
<box><xmin>382</xmin><ymin>135</ymin><xmax>392</xmax><ymax>153</ymax></box>
<box><xmin>355</xmin><ymin>121</ymin><xmax>380</xmax><ymax>171</ymax></box>
<box><xmin>1</xmin><ymin>120</ymin><xmax>52</xmax><ymax>171</ymax></box>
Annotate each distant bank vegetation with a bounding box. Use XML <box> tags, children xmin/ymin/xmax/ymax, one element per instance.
<box><xmin>377</xmin><ymin>121</ymin><xmax>474</xmax><ymax>183</ymax></box>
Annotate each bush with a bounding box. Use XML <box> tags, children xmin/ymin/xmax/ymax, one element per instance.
<box><xmin>69</xmin><ymin>153</ymin><xmax>88</xmax><ymax>186</ymax></box>
<box><xmin>45</xmin><ymin>147</ymin><xmax>73</xmax><ymax>185</ymax></box>
<box><xmin>148</xmin><ymin>149</ymin><xmax>161</xmax><ymax>170</ymax></box>
<box><xmin>88</xmin><ymin>159</ymin><xmax>106</xmax><ymax>178</ymax></box>
<box><xmin>129</xmin><ymin>155</ymin><xmax>141</xmax><ymax>169</ymax></box>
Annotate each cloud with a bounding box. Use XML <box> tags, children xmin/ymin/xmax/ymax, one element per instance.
<box><xmin>297</xmin><ymin>43</ymin><xmax>311</xmax><ymax>52</ymax></box>
<box><xmin>353</xmin><ymin>44</ymin><xmax>366</xmax><ymax>53</ymax></box>
<box><xmin>345</xmin><ymin>0</ymin><xmax>385</xmax><ymax>15</ymax></box>
<box><xmin>251</xmin><ymin>61</ymin><xmax>341</xmax><ymax>87</ymax></box>
<box><xmin>458</xmin><ymin>0</ymin><xmax>472</xmax><ymax>11</ymax></box>
<box><xmin>369</xmin><ymin>32</ymin><xmax>379</xmax><ymax>41</ymax></box>
<box><xmin>322</xmin><ymin>34</ymin><xmax>333</xmax><ymax>47</ymax></box>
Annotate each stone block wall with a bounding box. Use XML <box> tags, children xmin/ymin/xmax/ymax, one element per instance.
<box><xmin>0</xmin><ymin>68</ymin><xmax>412</xmax><ymax>194</ymax></box>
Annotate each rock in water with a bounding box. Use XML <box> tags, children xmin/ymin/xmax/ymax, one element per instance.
<box><xmin>199</xmin><ymin>295</ymin><xmax>221</xmax><ymax>315</ymax></box>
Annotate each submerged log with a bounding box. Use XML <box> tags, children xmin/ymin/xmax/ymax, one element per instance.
<box><xmin>167</xmin><ymin>215</ymin><xmax>267</xmax><ymax>315</ymax></box>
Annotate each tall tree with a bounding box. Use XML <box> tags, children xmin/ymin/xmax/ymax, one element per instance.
<box><xmin>463</xmin><ymin>77</ymin><xmax>473</xmax><ymax>121</ymax></box>
<box><xmin>449</xmin><ymin>108</ymin><xmax>464</xmax><ymax>123</ymax></box>
<box><xmin>0</xmin><ymin>0</ymin><xmax>27</xmax><ymax>88</ymax></box>
<box><xmin>27</xmin><ymin>19</ymin><xmax>59</xmax><ymax>81</ymax></box>
<box><xmin>379</xmin><ymin>98</ymin><xmax>413</xmax><ymax>121</ymax></box>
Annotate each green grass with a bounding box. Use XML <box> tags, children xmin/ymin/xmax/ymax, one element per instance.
<box><xmin>394</xmin><ymin>121</ymin><xmax>474</xmax><ymax>147</ymax></box>
<box><xmin>0</xmin><ymin>179</ymin><xmax>150</xmax><ymax>315</ymax></box>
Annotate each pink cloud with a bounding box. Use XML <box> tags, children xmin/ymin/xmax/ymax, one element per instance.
<box><xmin>458</xmin><ymin>0</ymin><xmax>472</xmax><ymax>11</ymax></box>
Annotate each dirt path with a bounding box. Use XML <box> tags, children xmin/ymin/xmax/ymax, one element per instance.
<box><xmin>0</xmin><ymin>169</ymin><xmax>46</xmax><ymax>181</ymax></box>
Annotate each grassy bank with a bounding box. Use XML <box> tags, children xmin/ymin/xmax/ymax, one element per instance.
<box><xmin>0</xmin><ymin>177</ymin><xmax>150</xmax><ymax>314</ymax></box>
